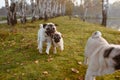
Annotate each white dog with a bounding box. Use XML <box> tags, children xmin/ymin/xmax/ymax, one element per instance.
<box><xmin>37</xmin><ymin>23</ymin><xmax>57</xmax><ymax>54</ymax></box>
<box><xmin>84</xmin><ymin>31</ymin><xmax>109</xmax><ymax>65</ymax></box>
<box><xmin>84</xmin><ymin>31</ymin><xmax>120</xmax><ymax>80</ymax></box>
<box><xmin>51</xmin><ymin>31</ymin><xmax>64</xmax><ymax>54</ymax></box>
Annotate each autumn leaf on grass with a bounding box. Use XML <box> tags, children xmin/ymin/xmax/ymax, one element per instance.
<box><xmin>78</xmin><ymin>61</ymin><xmax>82</xmax><ymax>65</ymax></box>
<box><xmin>22</xmin><ymin>73</ymin><xmax>25</xmax><ymax>76</ymax></box>
<box><xmin>71</xmin><ymin>68</ymin><xmax>79</xmax><ymax>74</ymax></box>
<box><xmin>64</xmin><ymin>78</ymin><xmax>70</xmax><ymax>80</ymax></box>
<box><xmin>47</xmin><ymin>55</ymin><xmax>53</xmax><ymax>62</ymax></box>
<box><xmin>42</xmin><ymin>71</ymin><xmax>49</xmax><ymax>75</ymax></box>
<box><xmin>6</xmin><ymin>69</ymin><xmax>10</xmax><ymax>73</ymax></box>
<box><xmin>20</xmin><ymin>63</ymin><xmax>24</xmax><ymax>66</ymax></box>
<box><xmin>35</xmin><ymin>60</ymin><xmax>39</xmax><ymax>64</ymax></box>
<box><xmin>78</xmin><ymin>76</ymin><xmax>84</xmax><ymax>80</ymax></box>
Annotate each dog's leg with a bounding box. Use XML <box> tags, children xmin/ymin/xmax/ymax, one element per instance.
<box><xmin>60</xmin><ymin>40</ymin><xmax>64</xmax><ymax>51</ymax></box>
<box><xmin>84</xmin><ymin>57</ymin><xmax>88</xmax><ymax>65</ymax></box>
<box><xmin>39</xmin><ymin>41</ymin><xmax>43</xmax><ymax>54</ymax></box>
<box><xmin>60</xmin><ymin>45</ymin><xmax>64</xmax><ymax>51</ymax></box>
<box><xmin>46</xmin><ymin>42</ymin><xmax>51</xmax><ymax>55</ymax></box>
<box><xmin>85</xmin><ymin>70</ymin><xmax>96</xmax><ymax>80</ymax></box>
<box><xmin>53</xmin><ymin>46</ymin><xmax>57</xmax><ymax>54</ymax></box>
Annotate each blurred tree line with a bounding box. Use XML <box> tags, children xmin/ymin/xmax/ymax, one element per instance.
<box><xmin>4</xmin><ymin>0</ymin><xmax>74</xmax><ymax>25</ymax></box>
<box><xmin>74</xmin><ymin>0</ymin><xmax>109</xmax><ymax>26</ymax></box>
<box><xmin>4</xmin><ymin>0</ymin><xmax>109</xmax><ymax>26</ymax></box>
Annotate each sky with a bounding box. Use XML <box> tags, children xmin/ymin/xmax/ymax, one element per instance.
<box><xmin>0</xmin><ymin>0</ymin><xmax>119</xmax><ymax>8</ymax></box>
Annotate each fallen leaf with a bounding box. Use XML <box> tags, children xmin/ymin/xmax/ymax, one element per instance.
<box><xmin>71</xmin><ymin>68</ymin><xmax>79</xmax><ymax>74</ymax></box>
<box><xmin>14</xmin><ymin>73</ymin><xmax>17</xmax><ymax>76</ymax></box>
<box><xmin>6</xmin><ymin>69</ymin><xmax>10</xmax><ymax>73</ymax></box>
<box><xmin>35</xmin><ymin>60</ymin><xmax>39</xmax><ymax>64</ymax></box>
<box><xmin>64</xmin><ymin>78</ymin><xmax>69</xmax><ymax>80</ymax></box>
<box><xmin>78</xmin><ymin>61</ymin><xmax>82</xmax><ymax>65</ymax></box>
<box><xmin>20</xmin><ymin>63</ymin><xmax>24</xmax><ymax>66</ymax></box>
<box><xmin>22</xmin><ymin>73</ymin><xmax>25</xmax><ymax>76</ymax></box>
<box><xmin>43</xmin><ymin>71</ymin><xmax>48</xmax><ymax>75</ymax></box>
<box><xmin>47</xmin><ymin>58</ymin><xmax>53</xmax><ymax>62</ymax></box>
<box><xmin>7</xmin><ymin>61</ymin><xmax>10</xmax><ymax>64</ymax></box>
<box><xmin>16</xmin><ymin>62</ymin><xmax>19</xmax><ymax>65</ymax></box>
<box><xmin>78</xmin><ymin>76</ymin><xmax>84</xmax><ymax>80</ymax></box>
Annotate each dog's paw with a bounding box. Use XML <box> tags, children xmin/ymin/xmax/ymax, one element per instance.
<box><xmin>60</xmin><ymin>48</ymin><xmax>64</xmax><ymax>51</ymax></box>
<box><xmin>39</xmin><ymin>50</ymin><xmax>42</xmax><ymax>54</ymax></box>
<box><xmin>46</xmin><ymin>51</ymin><xmax>49</xmax><ymax>55</ymax></box>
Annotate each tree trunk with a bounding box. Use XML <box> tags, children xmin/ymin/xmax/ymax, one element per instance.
<box><xmin>5</xmin><ymin>0</ymin><xmax>10</xmax><ymax>25</ymax></box>
<box><xmin>44</xmin><ymin>0</ymin><xmax>48</xmax><ymax>21</ymax></box>
<box><xmin>35</xmin><ymin>0</ymin><xmax>41</xmax><ymax>20</ymax></box>
<box><xmin>31</xmin><ymin>0</ymin><xmax>36</xmax><ymax>22</ymax></box>
<box><xmin>83</xmin><ymin>0</ymin><xmax>88</xmax><ymax>22</ymax></box>
<box><xmin>19</xmin><ymin>0</ymin><xmax>27</xmax><ymax>24</ymax></box>
<box><xmin>5</xmin><ymin>0</ymin><xmax>17</xmax><ymax>25</ymax></box>
<box><xmin>102</xmin><ymin>0</ymin><xmax>108</xmax><ymax>26</ymax></box>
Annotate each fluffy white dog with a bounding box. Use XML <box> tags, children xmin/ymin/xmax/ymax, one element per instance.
<box><xmin>84</xmin><ymin>31</ymin><xmax>120</xmax><ymax>80</ymax></box>
<box><xmin>37</xmin><ymin>23</ymin><xmax>57</xmax><ymax>54</ymax></box>
<box><xmin>84</xmin><ymin>31</ymin><xmax>109</xmax><ymax>65</ymax></box>
<box><xmin>51</xmin><ymin>31</ymin><xmax>64</xmax><ymax>54</ymax></box>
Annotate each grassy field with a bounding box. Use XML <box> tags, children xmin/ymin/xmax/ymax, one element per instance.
<box><xmin>0</xmin><ymin>16</ymin><xmax>120</xmax><ymax>80</ymax></box>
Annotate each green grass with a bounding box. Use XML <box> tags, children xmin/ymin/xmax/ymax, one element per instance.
<box><xmin>0</xmin><ymin>16</ymin><xmax>120</xmax><ymax>80</ymax></box>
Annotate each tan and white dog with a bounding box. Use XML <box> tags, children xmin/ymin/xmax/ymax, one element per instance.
<box><xmin>37</xmin><ymin>23</ymin><xmax>57</xmax><ymax>54</ymax></box>
<box><xmin>51</xmin><ymin>31</ymin><xmax>64</xmax><ymax>54</ymax></box>
<box><xmin>84</xmin><ymin>31</ymin><xmax>109</xmax><ymax>65</ymax></box>
<box><xmin>84</xmin><ymin>31</ymin><xmax>120</xmax><ymax>80</ymax></box>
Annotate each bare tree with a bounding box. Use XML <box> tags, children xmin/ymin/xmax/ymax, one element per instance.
<box><xmin>31</xmin><ymin>0</ymin><xmax>36</xmax><ymax>22</ymax></box>
<box><xmin>102</xmin><ymin>0</ymin><xmax>109</xmax><ymax>26</ymax></box>
<box><xmin>5</xmin><ymin>0</ymin><xmax>10</xmax><ymax>25</ymax></box>
<box><xmin>66</xmin><ymin>0</ymin><xmax>74</xmax><ymax>20</ymax></box>
<box><xmin>35</xmin><ymin>0</ymin><xmax>41</xmax><ymax>19</ymax></box>
<box><xmin>5</xmin><ymin>0</ymin><xmax>17</xmax><ymax>25</ymax></box>
<box><xmin>79</xmin><ymin>0</ymin><xmax>85</xmax><ymax>21</ymax></box>
<box><xmin>18</xmin><ymin>0</ymin><xmax>27</xmax><ymax>23</ymax></box>
<box><xmin>34</xmin><ymin>0</ymin><xmax>66</xmax><ymax>21</ymax></box>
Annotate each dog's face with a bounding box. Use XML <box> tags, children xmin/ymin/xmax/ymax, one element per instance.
<box><xmin>52</xmin><ymin>33</ymin><xmax>61</xmax><ymax>43</ymax></box>
<box><xmin>43</xmin><ymin>23</ymin><xmax>57</xmax><ymax>36</ymax></box>
<box><xmin>104</xmin><ymin>47</ymin><xmax>120</xmax><ymax>70</ymax></box>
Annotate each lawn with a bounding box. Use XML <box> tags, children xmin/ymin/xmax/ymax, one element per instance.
<box><xmin>0</xmin><ymin>16</ymin><xmax>120</xmax><ymax>80</ymax></box>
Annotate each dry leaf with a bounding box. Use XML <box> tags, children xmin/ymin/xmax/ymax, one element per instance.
<box><xmin>78</xmin><ymin>76</ymin><xmax>84</xmax><ymax>80</ymax></box>
<box><xmin>47</xmin><ymin>58</ymin><xmax>53</xmax><ymax>62</ymax></box>
<box><xmin>64</xmin><ymin>78</ymin><xmax>70</xmax><ymax>80</ymax></box>
<box><xmin>6</xmin><ymin>69</ymin><xmax>10</xmax><ymax>73</ymax></box>
<box><xmin>78</xmin><ymin>61</ymin><xmax>82</xmax><ymax>65</ymax></box>
<box><xmin>71</xmin><ymin>68</ymin><xmax>79</xmax><ymax>73</ymax></box>
<box><xmin>22</xmin><ymin>73</ymin><xmax>25</xmax><ymax>76</ymax></box>
<box><xmin>35</xmin><ymin>60</ymin><xmax>39</xmax><ymax>64</ymax></box>
<box><xmin>16</xmin><ymin>62</ymin><xmax>19</xmax><ymax>65</ymax></box>
<box><xmin>20</xmin><ymin>63</ymin><xmax>24</xmax><ymax>66</ymax></box>
<box><xmin>43</xmin><ymin>71</ymin><xmax>48</xmax><ymax>75</ymax></box>
<box><xmin>14</xmin><ymin>73</ymin><xmax>17</xmax><ymax>76</ymax></box>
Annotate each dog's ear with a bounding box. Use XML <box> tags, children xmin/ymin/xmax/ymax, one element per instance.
<box><xmin>55</xmin><ymin>24</ymin><xmax>58</xmax><ymax>26</ymax></box>
<box><xmin>104</xmin><ymin>47</ymin><xmax>114</xmax><ymax>58</ymax></box>
<box><xmin>43</xmin><ymin>23</ymin><xmax>47</xmax><ymax>28</ymax></box>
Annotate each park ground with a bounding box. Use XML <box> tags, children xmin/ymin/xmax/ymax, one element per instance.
<box><xmin>0</xmin><ymin>17</ymin><xmax>120</xmax><ymax>80</ymax></box>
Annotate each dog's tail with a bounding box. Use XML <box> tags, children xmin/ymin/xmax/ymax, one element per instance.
<box><xmin>92</xmin><ymin>31</ymin><xmax>102</xmax><ymax>38</ymax></box>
